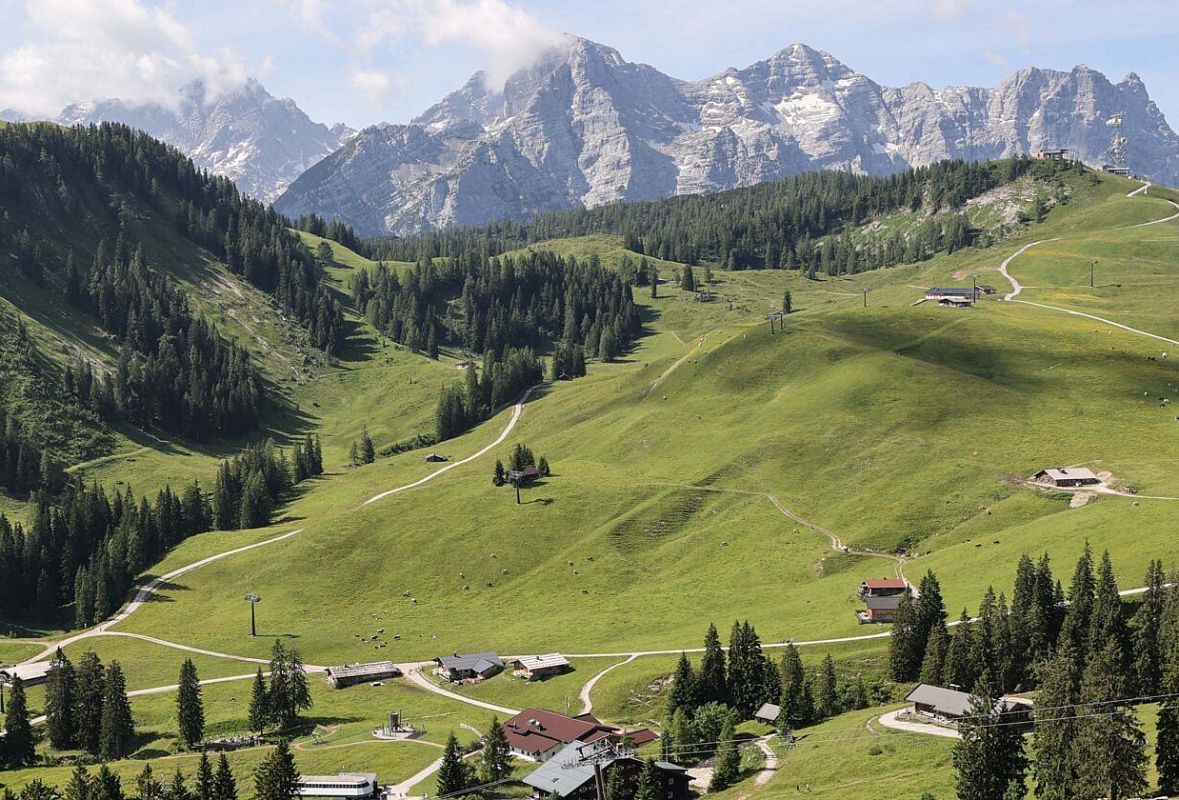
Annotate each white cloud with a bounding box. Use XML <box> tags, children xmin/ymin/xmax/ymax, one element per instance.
<box><xmin>351</xmin><ymin>67</ymin><xmax>397</xmax><ymax>105</ymax></box>
<box><xmin>0</xmin><ymin>0</ymin><xmax>247</xmax><ymax>116</ymax></box>
<box><xmin>933</xmin><ymin>0</ymin><xmax>969</xmax><ymax>21</ymax></box>
<box><xmin>1004</xmin><ymin>10</ymin><xmax>1032</xmax><ymax>55</ymax></box>
<box><xmin>982</xmin><ymin>50</ymin><xmax>1009</xmax><ymax>70</ymax></box>
<box><xmin>357</xmin><ymin>0</ymin><xmax>564</xmax><ymax>90</ymax></box>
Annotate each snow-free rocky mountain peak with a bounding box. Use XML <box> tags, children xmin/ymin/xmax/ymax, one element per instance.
<box><xmin>55</xmin><ymin>78</ymin><xmax>352</xmax><ymax>202</ymax></box>
<box><xmin>274</xmin><ymin>36</ymin><xmax>1179</xmax><ymax>236</ymax></box>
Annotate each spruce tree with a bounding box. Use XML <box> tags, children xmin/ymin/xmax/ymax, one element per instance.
<box><xmin>668</xmin><ymin>708</ymin><xmax>693</xmax><ymax>766</ymax></box>
<box><xmin>814</xmin><ymin>654</ymin><xmax>838</xmax><ymax>720</ymax></box>
<box><xmin>681</xmin><ymin>265</ymin><xmax>696</xmax><ymax>292</ymax></box>
<box><xmin>1059</xmin><ymin>542</ymin><xmax>1096</xmax><ymax>661</ymax></box>
<box><xmin>650</xmin><ymin>266</ymin><xmax>659</xmax><ymax>298</ymax></box>
<box><xmin>1031</xmin><ymin>647</ymin><xmax>1081</xmax><ymax>800</ymax></box>
<box><xmin>1089</xmin><ymin>550</ymin><xmax>1128</xmax><ymax>670</ymax></box>
<box><xmin>45</xmin><ymin>647</ymin><xmax>77</xmax><ymax>750</ymax></box>
<box><xmin>436</xmin><ymin>733</ymin><xmax>470</xmax><ymax>798</ymax></box>
<box><xmin>888</xmin><ymin>590</ymin><xmax>920</xmax><ymax>681</ymax></box>
<box><xmin>214</xmin><ymin>754</ymin><xmax>237</xmax><ymax>800</ymax></box>
<box><xmin>479</xmin><ymin>716</ymin><xmax>511</xmax><ymax>784</ymax></box>
<box><xmin>697</xmin><ymin>623</ymin><xmax>728</xmax><ymax>706</ymax></box>
<box><xmin>359</xmin><ymin>427</ymin><xmax>375</xmax><ymax>465</ymax></box>
<box><xmin>74</xmin><ymin>650</ymin><xmax>106</xmax><ymax>755</ymax></box>
<box><xmin>914</xmin><ymin>571</ymin><xmax>947</xmax><ymax>662</ymax></box>
<box><xmin>248</xmin><ymin>668</ymin><xmax>270</xmax><ymax>734</ymax></box>
<box><xmin>779</xmin><ymin>644</ymin><xmax>810</xmax><ymax>727</ymax></box>
<box><xmin>2</xmin><ymin>676</ymin><xmax>35</xmax><ymax>767</ymax></box>
<box><xmin>1074</xmin><ymin>641</ymin><xmax>1147</xmax><ymax>800</ymax></box>
<box><xmin>176</xmin><ymin>658</ymin><xmax>205</xmax><ymax>749</ymax></box>
<box><xmin>136</xmin><ymin>764</ymin><xmax>163</xmax><ymax>800</ymax></box>
<box><xmin>943</xmin><ymin>611</ymin><xmax>974</xmax><ymax>690</ymax></box>
<box><xmin>94</xmin><ymin>765</ymin><xmax>125</xmax><ymax>800</ymax></box>
<box><xmin>666</xmin><ymin>652</ymin><xmax>697</xmax><ymax>719</ymax></box>
<box><xmin>920</xmin><ymin>623</ymin><xmax>949</xmax><ymax>685</ymax></box>
<box><xmin>254</xmin><ymin>740</ymin><xmax>300</xmax><ymax>800</ymax></box>
<box><xmin>238</xmin><ymin>471</ymin><xmax>273</xmax><ymax>530</ymax></box>
<box><xmin>99</xmin><ymin>661</ymin><xmax>135</xmax><ymax>760</ymax></box>
<box><xmin>633</xmin><ymin>759</ymin><xmax>662</xmax><ymax>800</ymax></box>
<box><xmin>64</xmin><ymin>764</ymin><xmax>92</xmax><ymax>800</ymax></box>
<box><xmin>1159</xmin><ymin>578</ymin><xmax>1179</xmax><ymax>795</ymax></box>
<box><xmin>166</xmin><ymin>769</ymin><xmax>191</xmax><ymax>800</ymax></box>
<box><xmin>709</xmin><ymin>720</ymin><xmax>741</xmax><ymax>791</ymax></box>
<box><xmin>195</xmin><ymin>754</ymin><xmax>215</xmax><ymax>800</ymax></box>
<box><xmin>783</xmin><ymin>289</ymin><xmax>792</xmax><ymax>314</ymax></box>
<box><xmin>1133</xmin><ymin>559</ymin><xmax>1167</xmax><ymax>695</ymax></box>
<box><xmin>951</xmin><ymin>689</ymin><xmax>1027</xmax><ymax>800</ymax></box>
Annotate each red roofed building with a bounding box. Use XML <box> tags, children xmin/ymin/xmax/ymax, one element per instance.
<box><xmin>503</xmin><ymin>709</ymin><xmax>659</xmax><ymax>762</ymax></box>
<box><xmin>858</xmin><ymin>578</ymin><xmax>907</xmax><ymax>599</ymax></box>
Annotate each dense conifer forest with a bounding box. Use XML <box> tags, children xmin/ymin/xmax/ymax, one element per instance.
<box><xmin>0</xmin><ymin>435</ymin><xmax>322</xmax><ymax>626</ymax></box>
<box><xmin>363</xmin><ymin>158</ymin><xmax>1078</xmax><ymax>273</ymax></box>
<box><xmin>0</xmin><ymin>122</ymin><xmax>346</xmax><ymax>355</ymax></box>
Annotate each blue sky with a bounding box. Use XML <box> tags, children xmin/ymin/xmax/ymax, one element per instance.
<box><xmin>1</xmin><ymin>0</ymin><xmax>1178</xmax><ymax>130</ymax></box>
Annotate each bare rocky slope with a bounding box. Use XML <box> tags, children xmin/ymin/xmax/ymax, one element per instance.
<box><xmin>274</xmin><ymin>36</ymin><xmax>1179</xmax><ymax>235</ymax></box>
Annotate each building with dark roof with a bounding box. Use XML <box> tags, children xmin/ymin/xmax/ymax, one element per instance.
<box><xmin>0</xmin><ymin>661</ymin><xmax>52</xmax><ymax>687</ymax></box>
<box><xmin>324</xmin><ymin>661</ymin><xmax>401</xmax><ymax>689</ymax></box>
<box><xmin>503</xmin><ymin>708</ymin><xmax>659</xmax><ymax>762</ymax></box>
<box><xmin>1034</xmin><ymin>467</ymin><xmax>1101</xmax><ymax>488</ymax></box>
<box><xmin>434</xmin><ymin>652</ymin><xmax>504</xmax><ymax>682</ymax></box>
<box><xmin>905</xmin><ymin>683</ymin><xmax>1033</xmax><ymax>728</ymax></box>
<box><xmin>522</xmin><ymin>742</ymin><xmax>690</xmax><ymax>800</ymax></box>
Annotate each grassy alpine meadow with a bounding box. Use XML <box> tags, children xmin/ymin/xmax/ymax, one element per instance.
<box><xmin>102</xmin><ymin>176</ymin><xmax>1179</xmax><ymax>673</ymax></box>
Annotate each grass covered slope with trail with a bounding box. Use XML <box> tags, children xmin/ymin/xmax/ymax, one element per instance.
<box><xmin>109</xmin><ymin>169</ymin><xmax>1179</xmax><ymax>669</ymax></box>
<box><xmin>2</xmin><ymin>154</ymin><xmax>1178</xmax><ymax>799</ymax></box>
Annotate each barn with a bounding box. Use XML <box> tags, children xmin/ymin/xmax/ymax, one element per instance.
<box><xmin>1034</xmin><ymin>467</ymin><xmax>1101</xmax><ymax>487</ymax></box>
<box><xmin>324</xmin><ymin>661</ymin><xmax>401</xmax><ymax>689</ymax></box>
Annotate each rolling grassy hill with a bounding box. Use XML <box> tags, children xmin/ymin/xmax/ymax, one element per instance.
<box><xmin>2</xmin><ymin>161</ymin><xmax>1178</xmax><ymax>798</ymax></box>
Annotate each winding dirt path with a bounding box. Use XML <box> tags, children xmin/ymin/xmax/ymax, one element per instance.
<box><xmin>362</xmin><ymin>386</ymin><xmax>537</xmax><ymax>506</ymax></box>
<box><xmin>578</xmin><ymin>655</ymin><xmax>637</xmax><ymax>715</ymax></box>
<box><xmin>20</xmin><ymin>528</ymin><xmax>306</xmax><ymax>665</ymax></box>
<box><xmin>999</xmin><ymin>239</ymin><xmax>1059</xmax><ymax>301</ymax></box>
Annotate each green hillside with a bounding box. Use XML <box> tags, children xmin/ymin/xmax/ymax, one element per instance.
<box><xmin>2</xmin><ymin>156</ymin><xmax>1178</xmax><ymax>799</ymax></box>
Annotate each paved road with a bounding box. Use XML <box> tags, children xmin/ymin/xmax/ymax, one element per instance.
<box><xmin>362</xmin><ymin>385</ymin><xmax>538</xmax><ymax>506</ymax></box>
<box><xmin>876</xmin><ymin>709</ymin><xmax>961</xmax><ymax>739</ymax></box>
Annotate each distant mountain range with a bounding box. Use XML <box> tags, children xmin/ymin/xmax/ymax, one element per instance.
<box><xmin>50</xmin><ymin>79</ymin><xmax>354</xmax><ymax>202</ymax></box>
<box><xmin>13</xmin><ymin>36</ymin><xmax>1178</xmax><ymax>234</ymax></box>
<box><xmin>274</xmin><ymin>37</ymin><xmax>1179</xmax><ymax>236</ymax></box>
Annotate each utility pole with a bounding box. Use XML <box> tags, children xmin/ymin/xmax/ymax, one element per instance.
<box><xmin>1089</xmin><ymin>259</ymin><xmax>1098</xmax><ymax>288</ymax></box>
<box><xmin>514</xmin><ymin>477</ymin><xmax>521</xmax><ymax>505</ymax></box>
<box><xmin>863</xmin><ymin>288</ymin><xmax>869</xmax><ymax>308</ymax></box>
<box><xmin>244</xmin><ymin>593</ymin><xmax>261</xmax><ymax>637</ymax></box>
<box><xmin>0</xmin><ymin>675</ymin><xmax>6</xmax><ymax>713</ymax></box>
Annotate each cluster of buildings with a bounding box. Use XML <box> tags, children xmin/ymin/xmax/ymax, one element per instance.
<box><xmin>855</xmin><ymin>578</ymin><xmax>908</xmax><ymax>624</ymax></box>
<box><xmin>501</xmin><ymin>707</ymin><xmax>659</xmax><ymax>763</ymax></box>
<box><xmin>296</xmin><ymin>708</ymin><xmax>686</xmax><ymax>800</ymax></box>
<box><xmin>924</xmin><ymin>285</ymin><xmax>996</xmax><ymax>307</ymax></box>
<box><xmin>431</xmin><ymin>651</ymin><xmax>574</xmax><ymax>683</ymax></box>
